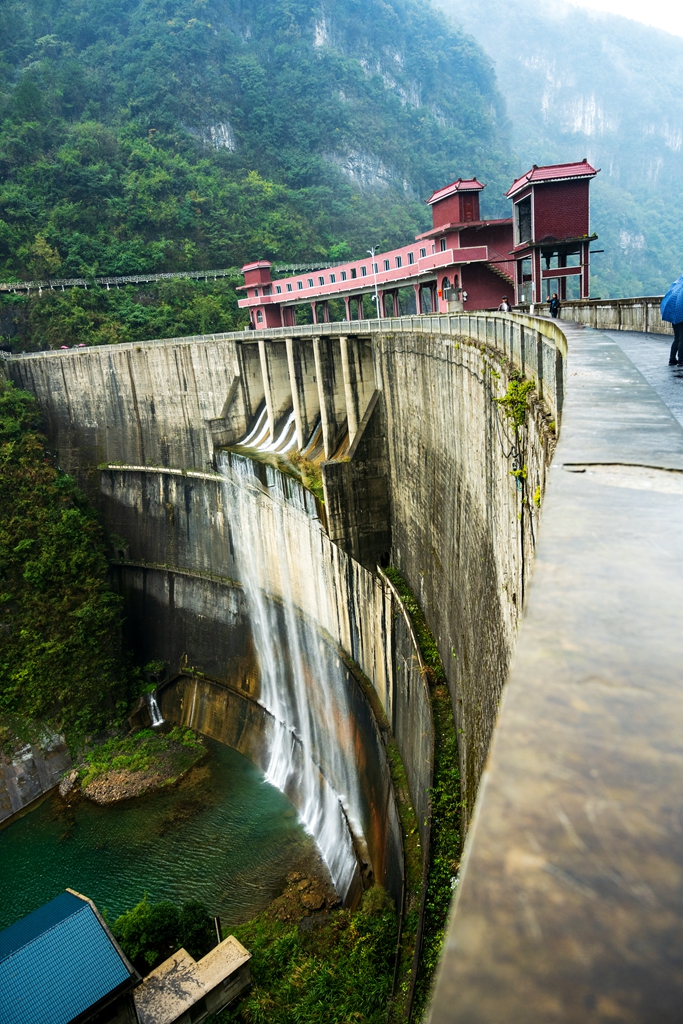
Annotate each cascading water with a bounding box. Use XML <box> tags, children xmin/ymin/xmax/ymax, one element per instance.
<box><xmin>147</xmin><ymin>692</ymin><xmax>164</xmax><ymax>727</ymax></box>
<box><xmin>218</xmin><ymin>447</ymin><xmax>365</xmax><ymax>902</ymax></box>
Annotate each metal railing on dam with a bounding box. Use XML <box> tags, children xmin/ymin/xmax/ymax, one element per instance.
<box><xmin>4</xmin><ymin>312</ymin><xmax>683</xmax><ymax>1020</ymax></box>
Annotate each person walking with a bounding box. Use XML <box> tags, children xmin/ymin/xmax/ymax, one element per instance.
<box><xmin>549</xmin><ymin>292</ymin><xmax>561</xmax><ymax>318</ymax></box>
<box><xmin>661</xmin><ymin>275</ymin><xmax>683</xmax><ymax>364</ymax></box>
<box><xmin>668</xmin><ymin>322</ymin><xmax>683</xmax><ymax>365</ymax></box>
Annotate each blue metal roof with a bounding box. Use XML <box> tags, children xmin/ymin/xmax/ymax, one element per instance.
<box><xmin>0</xmin><ymin>891</ymin><xmax>135</xmax><ymax>1024</ymax></box>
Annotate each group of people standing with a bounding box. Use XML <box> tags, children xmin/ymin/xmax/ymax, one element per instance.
<box><xmin>497</xmin><ymin>293</ymin><xmax>561</xmax><ymax>317</ymax></box>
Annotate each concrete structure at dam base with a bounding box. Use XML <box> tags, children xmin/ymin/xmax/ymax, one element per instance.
<box><xmin>4</xmin><ymin>303</ymin><xmax>683</xmax><ymax>1023</ymax></box>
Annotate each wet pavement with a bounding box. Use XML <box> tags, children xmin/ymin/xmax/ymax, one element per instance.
<box><xmin>604</xmin><ymin>328</ymin><xmax>683</xmax><ymax>428</ymax></box>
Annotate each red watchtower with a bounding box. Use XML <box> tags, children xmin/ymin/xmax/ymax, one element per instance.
<box><xmin>427</xmin><ymin>178</ymin><xmax>485</xmax><ymax>230</ymax></box>
<box><xmin>506</xmin><ymin>159</ymin><xmax>599</xmax><ymax>305</ymax></box>
<box><xmin>237</xmin><ymin>261</ymin><xmax>282</xmax><ymax>328</ymax></box>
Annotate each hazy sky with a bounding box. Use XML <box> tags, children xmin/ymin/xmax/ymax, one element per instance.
<box><xmin>565</xmin><ymin>0</ymin><xmax>683</xmax><ymax>37</ymax></box>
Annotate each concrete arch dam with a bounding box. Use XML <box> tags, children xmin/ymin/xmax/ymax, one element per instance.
<box><xmin>5</xmin><ymin>312</ymin><xmax>683</xmax><ymax>1022</ymax></box>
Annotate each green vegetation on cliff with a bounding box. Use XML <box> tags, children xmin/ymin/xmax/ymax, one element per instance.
<box><xmin>0</xmin><ymin>0</ymin><xmax>512</xmax><ymax>349</ymax></box>
<box><xmin>0</xmin><ymin>378</ymin><xmax>133</xmax><ymax>743</ymax></box>
<box><xmin>438</xmin><ymin>0</ymin><xmax>683</xmax><ymax>298</ymax></box>
<box><xmin>218</xmin><ymin>887</ymin><xmax>397</xmax><ymax>1024</ymax></box>
<box><xmin>2</xmin><ymin>276</ymin><xmax>248</xmax><ymax>350</ymax></box>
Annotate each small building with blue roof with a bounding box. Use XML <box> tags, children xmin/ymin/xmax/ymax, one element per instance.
<box><xmin>0</xmin><ymin>889</ymin><xmax>141</xmax><ymax>1024</ymax></box>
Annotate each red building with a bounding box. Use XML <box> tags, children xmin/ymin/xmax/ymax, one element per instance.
<box><xmin>506</xmin><ymin>159</ymin><xmax>598</xmax><ymax>305</ymax></box>
<box><xmin>238</xmin><ymin>161</ymin><xmax>598</xmax><ymax>326</ymax></box>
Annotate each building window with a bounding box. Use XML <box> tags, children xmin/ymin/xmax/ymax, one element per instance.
<box><xmin>341</xmin><ymin>270</ymin><xmax>347</xmax><ymax>281</ymax></box>
<box><xmin>383</xmin><ymin>259</ymin><xmax>390</xmax><ymax>271</ymax></box>
<box><xmin>351</xmin><ymin>268</ymin><xmax>357</xmax><ymax>279</ymax></box>
<box><xmin>361</xmin><ymin>266</ymin><xmax>367</xmax><ymax>277</ymax></box>
<box><xmin>254</xmin><ymin>288</ymin><xmax>259</xmax><ymax>297</ymax></box>
<box><xmin>190</xmin><ymin>999</ymin><xmax>208</xmax><ymax>1024</ymax></box>
<box><xmin>330</xmin><ymin>273</ymin><xmax>336</xmax><ymax>283</ymax></box>
<box><xmin>276</xmin><ymin>285</ymin><xmax>282</xmax><ymax>293</ymax></box>
<box><xmin>432</xmin><ymin>244</ymin><xmax>436</xmax><ymax>254</ymax></box>
<box><xmin>263</xmin><ymin>284</ymin><xmax>272</xmax><ymax>295</ymax></box>
<box><xmin>319</xmin><ymin>276</ymin><xmax>325</xmax><ymax>286</ymax></box>
<box><xmin>408</xmin><ymin>252</ymin><xmax>414</xmax><ymax>265</ymax></box>
<box><xmin>298</xmin><ymin>281</ymin><xmax>303</xmax><ymax>290</ymax></box>
<box><xmin>396</xmin><ymin>255</ymin><xmax>402</xmax><ymax>268</ymax></box>
<box><xmin>372</xmin><ymin>263</ymin><xmax>378</xmax><ymax>273</ymax></box>
<box><xmin>308</xmin><ymin>278</ymin><xmax>314</xmax><ymax>287</ymax></box>
<box><xmin>440</xmin><ymin>238</ymin><xmax>447</xmax><ymax>251</ymax></box>
<box><xmin>515</xmin><ymin>195</ymin><xmax>532</xmax><ymax>245</ymax></box>
<box><xmin>256</xmin><ymin>310</ymin><xmax>263</xmax><ymax>322</ymax></box>
<box><xmin>287</xmin><ymin>283</ymin><xmax>293</xmax><ymax>291</ymax></box>
<box><xmin>419</xmin><ymin>248</ymin><xmax>426</xmax><ymax>258</ymax></box>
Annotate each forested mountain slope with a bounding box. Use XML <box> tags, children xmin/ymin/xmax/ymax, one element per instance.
<box><xmin>437</xmin><ymin>0</ymin><xmax>683</xmax><ymax>298</ymax></box>
<box><xmin>0</xmin><ymin>0</ymin><xmax>512</xmax><ymax>283</ymax></box>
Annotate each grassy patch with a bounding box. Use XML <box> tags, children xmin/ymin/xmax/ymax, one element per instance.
<box><xmin>214</xmin><ymin>887</ymin><xmax>397</xmax><ymax>1024</ymax></box>
<box><xmin>78</xmin><ymin>726</ymin><xmax>204</xmax><ymax>789</ymax></box>
<box><xmin>383</xmin><ymin>568</ymin><xmax>462</xmax><ymax>1021</ymax></box>
<box><xmin>412</xmin><ymin>684</ymin><xmax>461</xmax><ymax>1020</ymax></box>
<box><xmin>385</xmin><ymin>741</ymin><xmax>423</xmax><ymax>1023</ymax></box>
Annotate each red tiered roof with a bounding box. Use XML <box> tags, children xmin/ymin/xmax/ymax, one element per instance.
<box><xmin>506</xmin><ymin>160</ymin><xmax>598</xmax><ymax>198</ymax></box>
<box><xmin>426</xmin><ymin>178</ymin><xmax>485</xmax><ymax>205</ymax></box>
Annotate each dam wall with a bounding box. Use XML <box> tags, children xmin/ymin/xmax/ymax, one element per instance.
<box><xmin>5</xmin><ymin>311</ymin><xmax>568</xmax><ymax>1017</ymax></box>
<box><xmin>5</xmin><ymin>313</ymin><xmax>558</xmax><ymax>818</ymax></box>
<box><xmin>377</xmin><ymin>328</ymin><xmax>555</xmax><ymax>812</ymax></box>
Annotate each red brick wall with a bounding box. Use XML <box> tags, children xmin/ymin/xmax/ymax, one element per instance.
<box><xmin>462</xmin><ymin>263</ymin><xmax>509</xmax><ymax>311</ymax></box>
<box><xmin>533</xmin><ymin>180</ymin><xmax>590</xmax><ymax>242</ymax></box>
<box><xmin>460</xmin><ymin>221</ymin><xmax>513</xmax><ymax>253</ymax></box>
<box><xmin>432</xmin><ymin>194</ymin><xmax>460</xmax><ymax>228</ymax></box>
<box><xmin>432</xmin><ymin>192</ymin><xmax>480</xmax><ymax>229</ymax></box>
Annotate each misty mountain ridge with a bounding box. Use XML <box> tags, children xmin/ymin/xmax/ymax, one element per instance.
<box><xmin>437</xmin><ymin>0</ymin><xmax>683</xmax><ymax>296</ymax></box>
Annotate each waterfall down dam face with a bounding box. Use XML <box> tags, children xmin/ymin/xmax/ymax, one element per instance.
<box><xmin>4</xmin><ymin>315</ymin><xmax>557</xmax><ymax>1008</ymax></box>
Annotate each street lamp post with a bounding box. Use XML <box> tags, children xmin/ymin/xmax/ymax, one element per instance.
<box><xmin>367</xmin><ymin>247</ymin><xmax>381</xmax><ymax>319</ymax></box>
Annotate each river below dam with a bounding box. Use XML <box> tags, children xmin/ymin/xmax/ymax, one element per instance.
<box><xmin>0</xmin><ymin>740</ymin><xmax>322</xmax><ymax>932</ymax></box>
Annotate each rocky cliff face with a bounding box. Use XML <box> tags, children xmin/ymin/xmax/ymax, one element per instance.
<box><xmin>437</xmin><ymin>0</ymin><xmax>683</xmax><ymax>297</ymax></box>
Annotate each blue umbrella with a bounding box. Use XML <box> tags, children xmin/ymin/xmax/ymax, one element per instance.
<box><xmin>661</xmin><ymin>275</ymin><xmax>683</xmax><ymax>323</ymax></box>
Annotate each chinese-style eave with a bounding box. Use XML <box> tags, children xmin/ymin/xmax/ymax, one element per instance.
<box><xmin>426</xmin><ymin>178</ymin><xmax>485</xmax><ymax>205</ymax></box>
<box><xmin>416</xmin><ymin>218</ymin><xmax>512</xmax><ymax>241</ymax></box>
<box><xmin>241</xmin><ymin>261</ymin><xmax>272</xmax><ymax>271</ymax></box>
<box><xmin>510</xmin><ymin>232</ymin><xmax>598</xmax><ymax>254</ymax></box>
<box><xmin>506</xmin><ymin>161</ymin><xmax>599</xmax><ymax>199</ymax></box>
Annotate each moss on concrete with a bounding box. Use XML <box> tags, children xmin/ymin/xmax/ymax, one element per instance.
<box><xmin>383</xmin><ymin>567</ymin><xmax>462</xmax><ymax>1021</ymax></box>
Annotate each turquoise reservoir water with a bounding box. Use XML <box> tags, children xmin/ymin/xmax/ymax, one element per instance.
<box><xmin>0</xmin><ymin>740</ymin><xmax>319</xmax><ymax>932</ymax></box>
